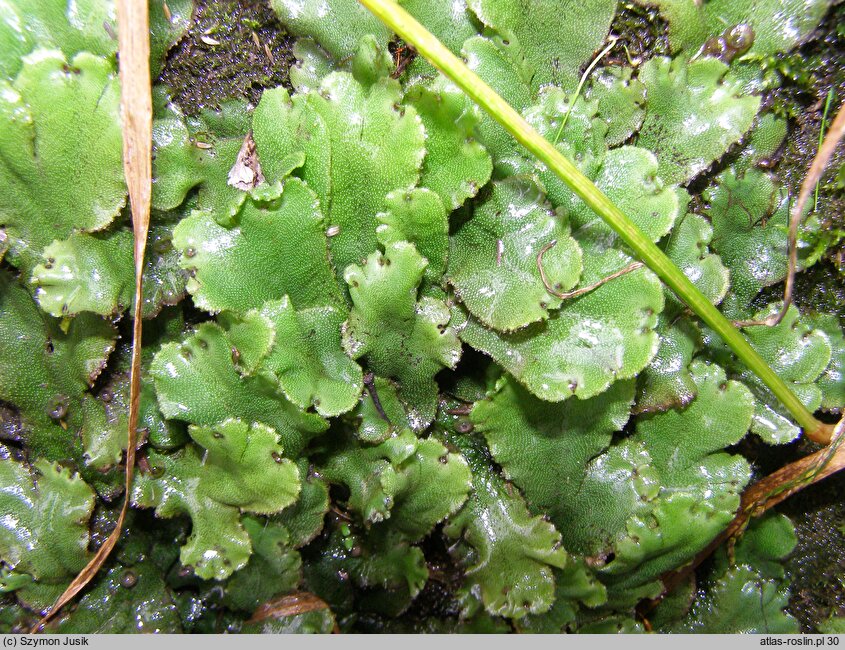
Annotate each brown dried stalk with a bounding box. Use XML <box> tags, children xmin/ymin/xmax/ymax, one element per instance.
<box><xmin>646</xmin><ymin>415</ymin><xmax>845</xmax><ymax>612</ymax></box>
<box><xmin>33</xmin><ymin>0</ymin><xmax>152</xmax><ymax>632</ymax></box>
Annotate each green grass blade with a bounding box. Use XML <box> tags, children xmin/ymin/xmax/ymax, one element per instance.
<box><xmin>357</xmin><ymin>0</ymin><xmax>828</xmax><ymax>440</ymax></box>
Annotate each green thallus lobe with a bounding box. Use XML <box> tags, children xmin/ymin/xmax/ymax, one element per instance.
<box><xmin>357</xmin><ymin>0</ymin><xmax>831</xmax><ymax>443</ymax></box>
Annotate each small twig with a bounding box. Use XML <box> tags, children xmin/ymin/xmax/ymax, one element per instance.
<box><xmin>329</xmin><ymin>504</ymin><xmax>353</xmax><ymax>522</ymax></box>
<box><xmin>363</xmin><ymin>372</ymin><xmax>390</xmax><ymax>423</ymax></box>
<box><xmin>734</xmin><ymin>99</ymin><xmax>845</xmax><ymax>329</ymax></box>
<box><xmin>537</xmin><ymin>239</ymin><xmax>643</xmax><ymax>300</ymax></box>
<box><xmin>391</xmin><ymin>43</ymin><xmax>415</xmax><ymax>79</ymax></box>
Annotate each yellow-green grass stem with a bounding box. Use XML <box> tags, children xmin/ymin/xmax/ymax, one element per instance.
<box><xmin>358</xmin><ymin>0</ymin><xmax>832</xmax><ymax>443</ymax></box>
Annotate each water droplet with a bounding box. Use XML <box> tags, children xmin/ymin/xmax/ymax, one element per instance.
<box><xmin>725</xmin><ymin>24</ymin><xmax>754</xmax><ymax>53</ymax></box>
<box><xmin>47</xmin><ymin>395</ymin><xmax>69</xmax><ymax>420</ymax></box>
<box><xmin>120</xmin><ymin>569</ymin><xmax>138</xmax><ymax>588</ymax></box>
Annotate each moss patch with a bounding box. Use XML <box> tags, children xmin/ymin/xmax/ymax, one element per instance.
<box><xmin>159</xmin><ymin>0</ymin><xmax>296</xmax><ymax>115</ymax></box>
<box><xmin>605</xmin><ymin>2</ymin><xmax>670</xmax><ymax>67</ymax></box>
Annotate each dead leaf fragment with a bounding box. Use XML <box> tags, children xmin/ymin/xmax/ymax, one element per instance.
<box><xmin>247</xmin><ymin>592</ymin><xmax>331</xmax><ymax>624</ymax></box>
<box><xmin>227</xmin><ymin>132</ymin><xmax>265</xmax><ymax>191</ymax></box>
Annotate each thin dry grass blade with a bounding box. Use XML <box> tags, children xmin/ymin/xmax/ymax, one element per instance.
<box><xmin>33</xmin><ymin>0</ymin><xmax>151</xmax><ymax>632</ymax></box>
<box><xmin>735</xmin><ymin>101</ymin><xmax>845</xmax><ymax>329</ymax></box>
<box><xmin>537</xmin><ymin>239</ymin><xmax>644</xmax><ymax>300</ymax></box>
